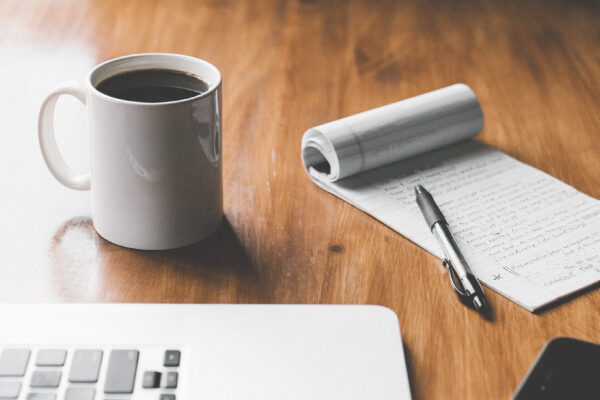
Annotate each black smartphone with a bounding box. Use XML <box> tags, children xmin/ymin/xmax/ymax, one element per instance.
<box><xmin>512</xmin><ymin>337</ymin><xmax>600</xmax><ymax>400</ymax></box>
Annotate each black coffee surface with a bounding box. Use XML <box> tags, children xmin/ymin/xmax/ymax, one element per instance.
<box><xmin>96</xmin><ymin>69</ymin><xmax>208</xmax><ymax>102</ymax></box>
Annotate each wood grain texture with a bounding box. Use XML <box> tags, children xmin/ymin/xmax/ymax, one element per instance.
<box><xmin>1</xmin><ymin>0</ymin><xmax>599</xmax><ymax>398</ymax></box>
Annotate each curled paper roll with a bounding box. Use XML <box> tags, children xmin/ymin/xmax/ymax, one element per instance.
<box><xmin>301</xmin><ymin>83</ymin><xmax>484</xmax><ymax>182</ymax></box>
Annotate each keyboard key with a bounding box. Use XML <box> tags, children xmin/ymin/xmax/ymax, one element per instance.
<box><xmin>0</xmin><ymin>349</ymin><xmax>31</xmax><ymax>376</ymax></box>
<box><xmin>103</xmin><ymin>350</ymin><xmax>139</xmax><ymax>394</ymax></box>
<box><xmin>26</xmin><ymin>394</ymin><xmax>56</xmax><ymax>400</ymax></box>
<box><xmin>163</xmin><ymin>350</ymin><xmax>180</xmax><ymax>367</ymax></box>
<box><xmin>30</xmin><ymin>370</ymin><xmax>62</xmax><ymax>388</ymax></box>
<box><xmin>142</xmin><ymin>371</ymin><xmax>161</xmax><ymax>388</ymax></box>
<box><xmin>160</xmin><ymin>395</ymin><xmax>175</xmax><ymax>400</ymax></box>
<box><xmin>35</xmin><ymin>349</ymin><xmax>66</xmax><ymax>366</ymax></box>
<box><xmin>0</xmin><ymin>382</ymin><xmax>21</xmax><ymax>399</ymax></box>
<box><xmin>162</xmin><ymin>371</ymin><xmax>178</xmax><ymax>389</ymax></box>
<box><xmin>69</xmin><ymin>350</ymin><xmax>103</xmax><ymax>383</ymax></box>
<box><xmin>64</xmin><ymin>387</ymin><xmax>95</xmax><ymax>400</ymax></box>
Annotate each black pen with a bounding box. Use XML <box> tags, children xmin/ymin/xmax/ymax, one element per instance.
<box><xmin>415</xmin><ymin>185</ymin><xmax>489</xmax><ymax>313</ymax></box>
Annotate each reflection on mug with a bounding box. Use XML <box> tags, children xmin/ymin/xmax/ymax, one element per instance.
<box><xmin>192</xmin><ymin>91</ymin><xmax>220</xmax><ymax>168</ymax></box>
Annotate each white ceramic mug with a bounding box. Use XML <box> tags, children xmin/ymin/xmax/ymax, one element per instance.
<box><xmin>38</xmin><ymin>53</ymin><xmax>223</xmax><ymax>250</ymax></box>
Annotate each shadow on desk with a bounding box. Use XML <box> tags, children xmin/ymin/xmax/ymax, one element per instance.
<box><xmin>48</xmin><ymin>216</ymin><xmax>263</xmax><ymax>303</ymax></box>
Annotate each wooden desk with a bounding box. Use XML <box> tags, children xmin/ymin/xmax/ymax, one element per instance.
<box><xmin>1</xmin><ymin>0</ymin><xmax>599</xmax><ymax>398</ymax></box>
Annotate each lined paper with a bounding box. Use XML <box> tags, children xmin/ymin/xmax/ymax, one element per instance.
<box><xmin>309</xmin><ymin>140</ymin><xmax>600</xmax><ymax>311</ymax></box>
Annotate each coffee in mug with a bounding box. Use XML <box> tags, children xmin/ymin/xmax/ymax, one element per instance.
<box><xmin>96</xmin><ymin>69</ymin><xmax>209</xmax><ymax>103</ymax></box>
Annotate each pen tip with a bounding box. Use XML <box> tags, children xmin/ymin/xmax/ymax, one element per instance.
<box><xmin>473</xmin><ymin>296</ymin><xmax>488</xmax><ymax>314</ymax></box>
<box><xmin>414</xmin><ymin>185</ymin><xmax>425</xmax><ymax>195</ymax></box>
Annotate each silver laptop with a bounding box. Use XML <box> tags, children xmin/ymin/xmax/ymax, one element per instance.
<box><xmin>0</xmin><ymin>304</ymin><xmax>411</xmax><ymax>400</ymax></box>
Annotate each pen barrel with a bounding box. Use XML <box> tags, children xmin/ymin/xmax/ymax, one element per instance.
<box><xmin>432</xmin><ymin>222</ymin><xmax>470</xmax><ymax>278</ymax></box>
<box><xmin>416</xmin><ymin>189</ymin><xmax>446</xmax><ymax>229</ymax></box>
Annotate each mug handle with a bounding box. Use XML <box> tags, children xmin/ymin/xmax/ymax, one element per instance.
<box><xmin>38</xmin><ymin>81</ymin><xmax>91</xmax><ymax>190</ymax></box>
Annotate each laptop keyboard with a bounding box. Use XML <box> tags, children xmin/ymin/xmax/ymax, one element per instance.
<box><xmin>0</xmin><ymin>348</ymin><xmax>180</xmax><ymax>400</ymax></box>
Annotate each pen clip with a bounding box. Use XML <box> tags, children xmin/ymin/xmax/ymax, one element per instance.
<box><xmin>442</xmin><ymin>259</ymin><xmax>470</xmax><ymax>301</ymax></box>
<box><xmin>442</xmin><ymin>259</ymin><xmax>488</xmax><ymax>312</ymax></box>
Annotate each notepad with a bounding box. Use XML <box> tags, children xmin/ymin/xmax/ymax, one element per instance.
<box><xmin>301</xmin><ymin>84</ymin><xmax>600</xmax><ymax>312</ymax></box>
